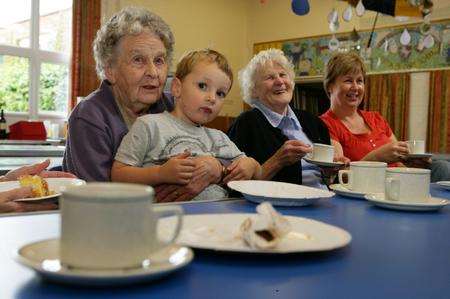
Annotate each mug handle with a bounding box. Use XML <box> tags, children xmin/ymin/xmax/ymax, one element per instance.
<box><xmin>338</xmin><ymin>170</ymin><xmax>351</xmax><ymax>189</ymax></box>
<box><xmin>154</xmin><ymin>205</ymin><xmax>183</xmax><ymax>247</ymax></box>
<box><xmin>385</xmin><ymin>178</ymin><xmax>400</xmax><ymax>201</ymax></box>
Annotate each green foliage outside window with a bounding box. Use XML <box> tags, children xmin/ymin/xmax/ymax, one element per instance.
<box><xmin>0</xmin><ymin>56</ymin><xmax>29</xmax><ymax>112</ymax></box>
<box><xmin>0</xmin><ymin>56</ymin><xmax>68</xmax><ymax>113</ymax></box>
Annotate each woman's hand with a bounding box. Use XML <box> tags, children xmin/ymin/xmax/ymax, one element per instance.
<box><xmin>260</xmin><ymin>140</ymin><xmax>312</xmax><ymax>180</ymax></box>
<box><xmin>0</xmin><ymin>187</ymin><xmax>57</xmax><ymax>213</ymax></box>
<box><xmin>154</xmin><ymin>156</ymin><xmax>222</xmax><ymax>202</ymax></box>
<box><xmin>223</xmin><ymin>157</ymin><xmax>260</xmax><ymax>183</ymax></box>
<box><xmin>272</xmin><ymin>140</ymin><xmax>312</xmax><ymax>167</ymax></box>
<box><xmin>2</xmin><ymin>159</ymin><xmax>76</xmax><ymax>182</ymax></box>
<box><xmin>368</xmin><ymin>141</ymin><xmax>410</xmax><ymax>163</ymax></box>
<box><xmin>334</xmin><ymin>154</ymin><xmax>350</xmax><ymax>165</ymax></box>
<box><xmin>159</xmin><ymin>152</ymin><xmax>196</xmax><ymax>185</ymax></box>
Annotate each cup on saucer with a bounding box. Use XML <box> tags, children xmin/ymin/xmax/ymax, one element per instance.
<box><xmin>385</xmin><ymin>168</ymin><xmax>430</xmax><ymax>203</ymax></box>
<box><xmin>60</xmin><ymin>182</ymin><xmax>183</xmax><ymax>270</ymax></box>
<box><xmin>310</xmin><ymin>143</ymin><xmax>334</xmax><ymax>162</ymax></box>
<box><xmin>338</xmin><ymin>161</ymin><xmax>387</xmax><ymax>194</ymax></box>
<box><xmin>406</xmin><ymin>140</ymin><xmax>425</xmax><ymax>154</ymax></box>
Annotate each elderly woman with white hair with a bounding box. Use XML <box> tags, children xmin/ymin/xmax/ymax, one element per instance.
<box><xmin>64</xmin><ymin>7</ymin><xmax>222</xmax><ymax>201</ymax></box>
<box><xmin>228</xmin><ymin>49</ymin><xmax>344</xmax><ymax>188</ymax></box>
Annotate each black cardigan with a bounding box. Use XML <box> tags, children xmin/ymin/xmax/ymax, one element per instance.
<box><xmin>228</xmin><ymin>108</ymin><xmax>330</xmax><ymax>185</ymax></box>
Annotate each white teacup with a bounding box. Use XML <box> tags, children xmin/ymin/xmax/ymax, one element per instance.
<box><xmin>338</xmin><ymin>161</ymin><xmax>387</xmax><ymax>193</ymax></box>
<box><xmin>407</xmin><ymin>140</ymin><xmax>425</xmax><ymax>154</ymax></box>
<box><xmin>310</xmin><ymin>143</ymin><xmax>334</xmax><ymax>162</ymax></box>
<box><xmin>60</xmin><ymin>182</ymin><xmax>183</xmax><ymax>270</ymax></box>
<box><xmin>385</xmin><ymin>168</ymin><xmax>430</xmax><ymax>203</ymax></box>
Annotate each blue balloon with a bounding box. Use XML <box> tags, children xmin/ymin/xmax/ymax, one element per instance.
<box><xmin>291</xmin><ymin>0</ymin><xmax>310</xmax><ymax>16</ymax></box>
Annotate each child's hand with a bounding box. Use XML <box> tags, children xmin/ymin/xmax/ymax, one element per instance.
<box><xmin>223</xmin><ymin>157</ymin><xmax>260</xmax><ymax>183</ymax></box>
<box><xmin>159</xmin><ymin>152</ymin><xmax>196</xmax><ymax>185</ymax></box>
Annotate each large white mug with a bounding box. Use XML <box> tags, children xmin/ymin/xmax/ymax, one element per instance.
<box><xmin>385</xmin><ymin>168</ymin><xmax>430</xmax><ymax>203</ymax></box>
<box><xmin>338</xmin><ymin>161</ymin><xmax>387</xmax><ymax>193</ymax></box>
<box><xmin>60</xmin><ymin>182</ymin><xmax>183</xmax><ymax>270</ymax></box>
<box><xmin>407</xmin><ymin>140</ymin><xmax>425</xmax><ymax>154</ymax></box>
<box><xmin>310</xmin><ymin>143</ymin><xmax>334</xmax><ymax>162</ymax></box>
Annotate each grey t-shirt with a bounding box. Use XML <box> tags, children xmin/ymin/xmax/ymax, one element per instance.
<box><xmin>115</xmin><ymin>111</ymin><xmax>245</xmax><ymax>200</ymax></box>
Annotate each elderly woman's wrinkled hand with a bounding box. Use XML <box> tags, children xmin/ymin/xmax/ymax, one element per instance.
<box><xmin>2</xmin><ymin>159</ymin><xmax>76</xmax><ymax>182</ymax></box>
<box><xmin>274</xmin><ymin>140</ymin><xmax>312</xmax><ymax>167</ymax></box>
<box><xmin>0</xmin><ymin>186</ymin><xmax>57</xmax><ymax>213</ymax></box>
<box><xmin>154</xmin><ymin>155</ymin><xmax>222</xmax><ymax>202</ymax></box>
<box><xmin>223</xmin><ymin>157</ymin><xmax>260</xmax><ymax>183</ymax></box>
<box><xmin>372</xmin><ymin>141</ymin><xmax>409</xmax><ymax>163</ymax></box>
<box><xmin>159</xmin><ymin>152</ymin><xmax>196</xmax><ymax>185</ymax></box>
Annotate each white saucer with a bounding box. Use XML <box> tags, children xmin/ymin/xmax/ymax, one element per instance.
<box><xmin>303</xmin><ymin>157</ymin><xmax>344</xmax><ymax>168</ymax></box>
<box><xmin>365</xmin><ymin>194</ymin><xmax>449</xmax><ymax>212</ymax></box>
<box><xmin>15</xmin><ymin>239</ymin><xmax>194</xmax><ymax>286</ymax></box>
<box><xmin>160</xmin><ymin>214</ymin><xmax>351</xmax><ymax>254</ymax></box>
<box><xmin>329</xmin><ymin>184</ymin><xmax>368</xmax><ymax>199</ymax></box>
<box><xmin>436</xmin><ymin>181</ymin><xmax>450</xmax><ymax>191</ymax></box>
<box><xmin>405</xmin><ymin>153</ymin><xmax>433</xmax><ymax>159</ymax></box>
<box><xmin>227</xmin><ymin>180</ymin><xmax>334</xmax><ymax>206</ymax></box>
<box><xmin>0</xmin><ymin>178</ymin><xmax>86</xmax><ymax>202</ymax></box>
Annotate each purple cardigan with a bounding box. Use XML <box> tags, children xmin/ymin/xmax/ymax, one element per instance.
<box><xmin>63</xmin><ymin>80</ymin><xmax>174</xmax><ymax>181</ymax></box>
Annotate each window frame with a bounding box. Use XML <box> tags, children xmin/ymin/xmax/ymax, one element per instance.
<box><xmin>0</xmin><ymin>0</ymin><xmax>71</xmax><ymax>120</ymax></box>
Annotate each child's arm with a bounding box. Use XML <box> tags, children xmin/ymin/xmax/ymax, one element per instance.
<box><xmin>112</xmin><ymin>152</ymin><xmax>196</xmax><ymax>185</ymax></box>
<box><xmin>222</xmin><ymin>157</ymin><xmax>261</xmax><ymax>184</ymax></box>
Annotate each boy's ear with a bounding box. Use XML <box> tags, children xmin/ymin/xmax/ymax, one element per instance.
<box><xmin>171</xmin><ymin>77</ymin><xmax>182</xmax><ymax>98</ymax></box>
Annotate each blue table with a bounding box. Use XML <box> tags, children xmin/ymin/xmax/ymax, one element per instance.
<box><xmin>1</xmin><ymin>186</ymin><xmax>449</xmax><ymax>298</ymax></box>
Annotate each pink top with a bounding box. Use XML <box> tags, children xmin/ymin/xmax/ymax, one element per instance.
<box><xmin>320</xmin><ymin>110</ymin><xmax>394</xmax><ymax>162</ymax></box>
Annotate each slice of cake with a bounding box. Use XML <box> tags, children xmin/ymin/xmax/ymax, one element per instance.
<box><xmin>19</xmin><ymin>175</ymin><xmax>51</xmax><ymax>197</ymax></box>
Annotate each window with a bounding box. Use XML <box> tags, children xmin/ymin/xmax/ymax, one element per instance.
<box><xmin>0</xmin><ymin>0</ymin><xmax>72</xmax><ymax>119</ymax></box>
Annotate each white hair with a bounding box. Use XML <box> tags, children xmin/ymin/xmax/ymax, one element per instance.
<box><xmin>238</xmin><ymin>49</ymin><xmax>295</xmax><ymax>106</ymax></box>
<box><xmin>93</xmin><ymin>6</ymin><xmax>174</xmax><ymax>80</ymax></box>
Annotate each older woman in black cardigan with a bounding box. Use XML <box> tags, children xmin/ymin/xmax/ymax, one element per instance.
<box><xmin>228</xmin><ymin>49</ymin><xmax>346</xmax><ymax>189</ymax></box>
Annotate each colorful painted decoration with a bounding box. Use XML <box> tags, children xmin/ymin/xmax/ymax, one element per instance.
<box><xmin>328</xmin><ymin>8</ymin><xmax>338</xmax><ymax>23</ymax></box>
<box><xmin>356</xmin><ymin>0</ymin><xmax>365</xmax><ymax>17</ymax></box>
<box><xmin>400</xmin><ymin>28</ymin><xmax>411</xmax><ymax>46</ymax></box>
<box><xmin>423</xmin><ymin>34</ymin><xmax>434</xmax><ymax>48</ymax></box>
<box><xmin>328</xmin><ymin>35</ymin><xmax>340</xmax><ymax>51</ymax></box>
<box><xmin>343</xmin><ymin>5</ymin><xmax>353</xmax><ymax>22</ymax></box>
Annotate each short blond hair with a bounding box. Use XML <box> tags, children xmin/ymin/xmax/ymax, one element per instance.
<box><xmin>323</xmin><ymin>52</ymin><xmax>367</xmax><ymax>97</ymax></box>
<box><xmin>175</xmin><ymin>49</ymin><xmax>233</xmax><ymax>89</ymax></box>
<box><xmin>239</xmin><ymin>49</ymin><xmax>295</xmax><ymax>106</ymax></box>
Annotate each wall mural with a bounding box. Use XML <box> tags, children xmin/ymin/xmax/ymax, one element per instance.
<box><xmin>253</xmin><ymin>19</ymin><xmax>449</xmax><ymax>77</ymax></box>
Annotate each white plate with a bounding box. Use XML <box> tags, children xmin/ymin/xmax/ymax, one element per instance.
<box><xmin>303</xmin><ymin>157</ymin><xmax>345</xmax><ymax>168</ymax></box>
<box><xmin>365</xmin><ymin>194</ymin><xmax>449</xmax><ymax>212</ymax></box>
<box><xmin>15</xmin><ymin>239</ymin><xmax>193</xmax><ymax>286</ymax></box>
<box><xmin>227</xmin><ymin>180</ymin><xmax>334</xmax><ymax>206</ymax></box>
<box><xmin>329</xmin><ymin>184</ymin><xmax>368</xmax><ymax>199</ymax></box>
<box><xmin>436</xmin><ymin>181</ymin><xmax>450</xmax><ymax>190</ymax></box>
<box><xmin>405</xmin><ymin>153</ymin><xmax>433</xmax><ymax>159</ymax></box>
<box><xmin>160</xmin><ymin>214</ymin><xmax>351</xmax><ymax>254</ymax></box>
<box><xmin>0</xmin><ymin>178</ymin><xmax>85</xmax><ymax>202</ymax></box>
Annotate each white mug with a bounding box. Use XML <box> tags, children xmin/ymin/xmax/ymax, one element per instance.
<box><xmin>60</xmin><ymin>182</ymin><xmax>183</xmax><ymax>270</ymax></box>
<box><xmin>310</xmin><ymin>143</ymin><xmax>334</xmax><ymax>162</ymax></box>
<box><xmin>385</xmin><ymin>168</ymin><xmax>430</xmax><ymax>203</ymax></box>
<box><xmin>407</xmin><ymin>140</ymin><xmax>425</xmax><ymax>154</ymax></box>
<box><xmin>338</xmin><ymin>161</ymin><xmax>387</xmax><ymax>193</ymax></box>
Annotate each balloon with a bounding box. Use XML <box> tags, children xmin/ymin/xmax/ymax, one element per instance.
<box><xmin>291</xmin><ymin>0</ymin><xmax>310</xmax><ymax>16</ymax></box>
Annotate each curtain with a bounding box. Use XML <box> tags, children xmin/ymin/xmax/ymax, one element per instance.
<box><xmin>427</xmin><ymin>70</ymin><xmax>450</xmax><ymax>153</ymax></box>
<box><xmin>70</xmin><ymin>0</ymin><xmax>101</xmax><ymax>110</ymax></box>
<box><xmin>363</xmin><ymin>73</ymin><xmax>410</xmax><ymax>140</ymax></box>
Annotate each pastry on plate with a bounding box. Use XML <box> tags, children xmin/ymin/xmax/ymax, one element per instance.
<box><xmin>19</xmin><ymin>175</ymin><xmax>52</xmax><ymax>197</ymax></box>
